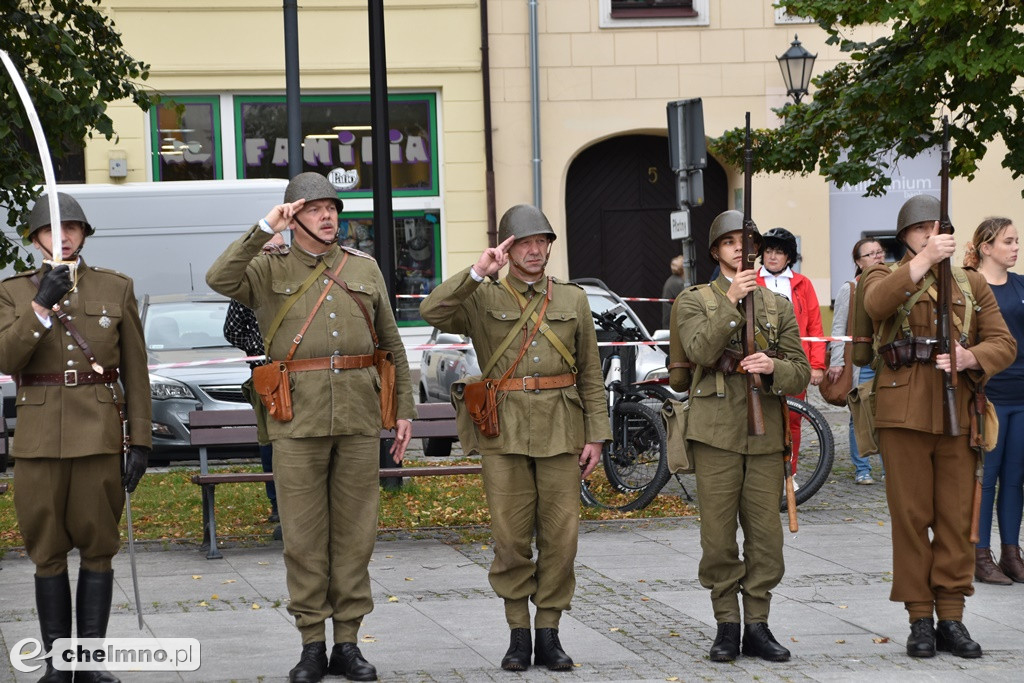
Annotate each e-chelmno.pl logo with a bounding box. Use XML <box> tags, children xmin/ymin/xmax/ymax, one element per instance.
<box><xmin>10</xmin><ymin>637</ymin><xmax>200</xmax><ymax>673</ymax></box>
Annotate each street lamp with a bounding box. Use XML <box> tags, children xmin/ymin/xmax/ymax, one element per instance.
<box><xmin>776</xmin><ymin>34</ymin><xmax>817</xmax><ymax>104</ymax></box>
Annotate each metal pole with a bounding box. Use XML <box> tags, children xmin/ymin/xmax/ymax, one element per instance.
<box><xmin>368</xmin><ymin>0</ymin><xmax>401</xmax><ymax>486</ymax></box>
<box><xmin>528</xmin><ymin>0</ymin><xmax>541</xmax><ymax>208</ymax></box>
<box><xmin>283</xmin><ymin>0</ymin><xmax>303</xmax><ymax>179</ymax></box>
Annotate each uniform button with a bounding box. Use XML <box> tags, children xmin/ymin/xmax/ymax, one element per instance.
<box><xmin>696</xmin><ymin>389</ymin><xmax>702</xmax><ymax>394</ymax></box>
<box><xmin>67</xmin><ymin>344</ymin><xmax>74</xmax><ymax>351</ymax></box>
<box><xmin>332</xmin><ymin>331</ymin><xmax>339</xmax><ymax>337</ymax></box>
<box><xmin>531</xmin><ymin>341</ymin><xmax>538</xmax><ymax>347</ymax></box>
<box><xmin>329</xmin><ymin>312</ymin><xmax>336</xmax><ymax>319</ymax></box>
<box><xmin>334</xmin><ymin>369</ymin><xmax>340</xmax><ymax>374</ymax></box>
<box><xmin>934</xmin><ymin>319</ymin><xmax>938</xmax><ymax>325</ymax></box>
<box><xmin>63</xmin><ymin>300</ymin><xmax>70</xmax><ymax>306</ymax></box>
<box><xmin>501</xmin><ymin>313</ymin><xmax>507</xmax><ymax>319</ymax></box>
<box><xmin>327</xmin><ymin>295</ymin><xmax>333</xmax><ymax>301</ymax></box>
<box><xmin>66</xmin><ymin>331</ymin><xmax>71</xmax><ymax>337</ymax></box>
<box><xmin>323</xmin><ymin>279</ymin><xmax>329</xmax><ymax>285</ymax></box>
<box><xmin>905</xmin><ymin>291</ymin><xmax>912</xmax><ymax>296</ymax></box>
<box><xmin>729</xmin><ymin>321</ymin><xmax>737</xmax><ymax>328</ymax></box>
<box><xmin>67</xmin><ymin>360</ymin><xmax>74</xmax><ymax>367</ymax></box>
<box><xmin>532</xmin><ymin>356</ymin><xmax>540</xmax><ymax>363</ymax></box>
<box><xmin>33</xmin><ymin>331</ymin><xmax>40</xmax><ymax>338</ymax></box>
<box><xmin>285</xmin><ymin>288</ymin><xmax>291</xmax><ymax>293</ymax></box>
<box><xmin>892</xmin><ymin>381</ymin><xmax>897</xmax><ymax>386</ymax></box>
<box><xmin>359</xmin><ymin>285</ymin><xmax>365</xmax><ymax>291</ymax></box>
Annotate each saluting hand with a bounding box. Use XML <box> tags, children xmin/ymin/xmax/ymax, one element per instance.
<box><xmin>262</xmin><ymin>199</ymin><xmax>307</xmax><ymax>233</ymax></box>
<box><xmin>389</xmin><ymin>419</ymin><xmax>413</xmax><ymax>463</ymax></box>
<box><xmin>472</xmin><ymin>236</ymin><xmax>515</xmax><ymax>279</ymax></box>
<box><xmin>726</xmin><ymin>269</ymin><xmax>759</xmax><ymax>305</ymax></box>
<box><xmin>579</xmin><ymin>442</ymin><xmax>603</xmax><ymax>480</ymax></box>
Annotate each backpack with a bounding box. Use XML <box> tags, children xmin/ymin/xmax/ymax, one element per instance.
<box><xmin>851</xmin><ymin>263</ymin><xmax>976</xmax><ymax>368</ymax></box>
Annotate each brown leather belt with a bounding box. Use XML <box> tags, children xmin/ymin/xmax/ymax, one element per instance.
<box><xmin>284</xmin><ymin>354</ymin><xmax>375</xmax><ymax>372</ymax></box>
<box><xmin>492</xmin><ymin>373</ymin><xmax>576</xmax><ymax>392</ymax></box>
<box><xmin>19</xmin><ymin>369</ymin><xmax>120</xmax><ymax>387</ymax></box>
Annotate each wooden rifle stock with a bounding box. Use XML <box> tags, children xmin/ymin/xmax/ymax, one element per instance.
<box><xmin>939</xmin><ymin>117</ymin><xmax>959</xmax><ymax>436</ymax></box>
<box><xmin>742</xmin><ymin>113</ymin><xmax>765</xmax><ymax>436</ymax></box>
<box><xmin>782</xmin><ymin>401</ymin><xmax>798</xmax><ymax>531</ymax></box>
<box><xmin>970</xmin><ymin>478</ymin><xmax>982</xmax><ymax>543</ymax></box>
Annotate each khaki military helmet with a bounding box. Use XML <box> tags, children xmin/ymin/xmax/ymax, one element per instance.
<box><xmin>283</xmin><ymin>172</ymin><xmax>344</xmax><ymax>212</ymax></box>
<box><xmin>497</xmin><ymin>204</ymin><xmax>557</xmax><ymax>244</ymax></box>
<box><xmin>25</xmin><ymin>192</ymin><xmax>94</xmax><ymax>240</ymax></box>
<box><xmin>895</xmin><ymin>194</ymin><xmax>941</xmax><ymax>240</ymax></box>
<box><xmin>707</xmin><ymin>209</ymin><xmax>761</xmax><ymax>258</ymax></box>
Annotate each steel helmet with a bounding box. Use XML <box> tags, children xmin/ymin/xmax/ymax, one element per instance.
<box><xmin>497</xmin><ymin>204</ymin><xmax>557</xmax><ymax>244</ymax></box>
<box><xmin>25</xmin><ymin>192</ymin><xmax>94</xmax><ymax>239</ymax></box>
<box><xmin>762</xmin><ymin>227</ymin><xmax>800</xmax><ymax>265</ymax></box>
<box><xmin>283</xmin><ymin>172</ymin><xmax>344</xmax><ymax>212</ymax></box>
<box><xmin>896</xmin><ymin>194</ymin><xmax>941</xmax><ymax>239</ymax></box>
<box><xmin>708</xmin><ymin>210</ymin><xmax>761</xmax><ymax>258</ymax></box>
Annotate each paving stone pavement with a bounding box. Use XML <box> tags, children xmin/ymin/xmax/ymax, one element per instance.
<box><xmin>1</xmin><ymin>393</ymin><xmax>1022</xmax><ymax>682</ymax></box>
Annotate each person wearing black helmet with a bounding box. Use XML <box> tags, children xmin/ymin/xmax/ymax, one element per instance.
<box><xmin>0</xmin><ymin>192</ymin><xmax>152</xmax><ymax>683</ymax></box>
<box><xmin>207</xmin><ymin>172</ymin><xmax>417</xmax><ymax>683</ymax></box>
<box><xmin>861</xmin><ymin>194</ymin><xmax>1015</xmax><ymax>659</ymax></box>
<box><xmin>755</xmin><ymin>227</ymin><xmax>826</xmax><ymax>475</ymax></box>
<box><xmin>420</xmin><ymin>204</ymin><xmax>611</xmax><ymax>673</ymax></box>
<box><xmin>672</xmin><ymin>210</ymin><xmax>809</xmax><ymax>663</ymax></box>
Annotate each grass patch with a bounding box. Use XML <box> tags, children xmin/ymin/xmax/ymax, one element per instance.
<box><xmin>0</xmin><ymin>458</ymin><xmax>696</xmax><ymax>552</ymax></box>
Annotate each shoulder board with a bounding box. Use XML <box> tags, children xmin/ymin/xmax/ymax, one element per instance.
<box><xmin>553</xmin><ymin>278</ymin><xmax>584</xmax><ymax>290</ymax></box>
<box><xmin>89</xmin><ymin>266</ymin><xmax>131</xmax><ymax>281</ymax></box>
<box><xmin>684</xmin><ymin>283</ymin><xmax>709</xmax><ymax>294</ymax></box>
<box><xmin>341</xmin><ymin>245</ymin><xmax>375</xmax><ymax>260</ymax></box>
<box><xmin>3</xmin><ymin>268</ymin><xmax>42</xmax><ymax>282</ymax></box>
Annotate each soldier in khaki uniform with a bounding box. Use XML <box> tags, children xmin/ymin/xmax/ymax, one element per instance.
<box><xmin>861</xmin><ymin>195</ymin><xmax>1015</xmax><ymax>658</ymax></box>
<box><xmin>206</xmin><ymin>173</ymin><xmax>416</xmax><ymax>683</ymax></box>
<box><xmin>674</xmin><ymin>210</ymin><xmax>809</xmax><ymax>663</ymax></box>
<box><xmin>420</xmin><ymin>205</ymin><xmax>610</xmax><ymax>672</ymax></box>
<box><xmin>0</xmin><ymin>193</ymin><xmax>151</xmax><ymax>683</ymax></box>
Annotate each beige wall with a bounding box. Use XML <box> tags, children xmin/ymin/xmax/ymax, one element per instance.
<box><xmin>485</xmin><ymin>0</ymin><xmax>1024</xmax><ymax>297</ymax></box>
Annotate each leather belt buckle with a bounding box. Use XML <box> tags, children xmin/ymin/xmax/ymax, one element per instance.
<box><xmin>330</xmin><ymin>355</ymin><xmax>343</xmax><ymax>370</ymax></box>
<box><xmin>521</xmin><ymin>377</ymin><xmax>530</xmax><ymax>392</ymax></box>
<box><xmin>64</xmin><ymin>369</ymin><xmax>78</xmax><ymax>387</ymax></box>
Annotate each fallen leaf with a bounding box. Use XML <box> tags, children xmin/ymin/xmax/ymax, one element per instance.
<box><xmin>388</xmin><ymin>596</ymin><xmax>399</xmax><ymax>603</ymax></box>
<box><xmin>386</xmin><ymin>555</ymin><xmax>393</xmax><ymax>558</ymax></box>
<box><xmin>198</xmin><ymin>601</ymin><xmax>208</xmax><ymax>607</ymax></box>
<box><xmin>481</xmin><ymin>545</ymin><xmax>489</xmax><ymax>550</ymax></box>
<box><xmin>405</xmin><ymin>577</ymin><xmax>414</xmax><ymax>581</ymax></box>
<box><xmin>258</xmin><ymin>561</ymin><xmax>269</xmax><ymax>566</ymax></box>
<box><xmin>361</xmin><ymin>635</ymin><xmax>377</xmax><ymax>643</ymax></box>
<box><xmin>666</xmin><ymin>678</ymin><xmax>680</xmax><ymax>682</ymax></box>
<box><xmin>790</xmin><ymin>637</ymin><xmax>799</xmax><ymax>642</ymax></box>
<box><xmin>838</xmin><ymin>605</ymin><xmax>848</xmax><ymax>609</ymax></box>
<box><xmin>222</xmin><ymin>580</ymin><xmax>236</xmax><ymax>584</ymax></box>
<box><xmin>637</xmin><ymin>579</ymin><xmax>647</xmax><ymax>583</ymax></box>
<box><xmin>878</xmin><ymin>521</ymin><xmax>885</xmax><ymax>526</ymax></box>
<box><xmin>191</xmin><ymin>575</ymin><xmax>202</xmax><ymax>580</ymax></box>
<box><xmin>836</xmin><ymin>639</ymin><xmax>846</xmax><ymax>644</ymax></box>
<box><xmin>211</xmin><ymin>594</ymin><xmax>219</xmax><ymax>600</ymax></box>
<box><xmin>873</xmin><ymin>637</ymin><xmax>889</xmax><ymax>644</ymax></box>
<box><xmin>609</xmin><ymin>627</ymin><xmax>621</xmax><ymax>632</ymax></box>
<box><xmin>843</xmin><ymin>517</ymin><xmax>854</xmax><ymax>522</ymax></box>
<box><xmin>668</xmin><ymin>632</ymin><xmax>680</xmax><ymax>638</ymax></box>
<box><xmin>641</xmin><ymin>597</ymin><xmax>650</xmax><ymax>602</ymax></box>
<box><xmin>252</xmin><ymin>603</ymin><xmax>261</xmax><ymax>610</ymax></box>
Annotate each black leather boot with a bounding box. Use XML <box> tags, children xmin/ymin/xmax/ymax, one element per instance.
<box><xmin>35</xmin><ymin>573</ymin><xmax>72</xmax><ymax>683</ymax></box>
<box><xmin>288</xmin><ymin>642</ymin><xmax>328</xmax><ymax>683</ymax></box>
<box><xmin>73</xmin><ymin>569</ymin><xmax>119</xmax><ymax>683</ymax></box>
<box><xmin>741</xmin><ymin>622</ymin><xmax>790</xmax><ymax>662</ymax></box>
<box><xmin>936</xmin><ymin>620</ymin><xmax>983</xmax><ymax>658</ymax></box>
<box><xmin>906</xmin><ymin>617</ymin><xmax>936</xmax><ymax>658</ymax></box>
<box><xmin>534</xmin><ymin>628</ymin><xmax>573</xmax><ymax>671</ymax></box>
<box><xmin>327</xmin><ymin>642</ymin><xmax>377</xmax><ymax>681</ymax></box>
<box><xmin>500</xmin><ymin>628</ymin><xmax>532</xmax><ymax>671</ymax></box>
<box><xmin>709</xmin><ymin>623</ymin><xmax>740</xmax><ymax>662</ymax></box>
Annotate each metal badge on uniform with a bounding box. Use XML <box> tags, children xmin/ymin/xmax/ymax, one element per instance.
<box><xmin>98</xmin><ymin>315</ymin><xmax>112</xmax><ymax>328</ymax></box>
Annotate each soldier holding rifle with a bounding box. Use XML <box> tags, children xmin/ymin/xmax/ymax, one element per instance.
<box><xmin>673</xmin><ymin>208</ymin><xmax>809</xmax><ymax>663</ymax></box>
<box><xmin>861</xmin><ymin>192</ymin><xmax>1014</xmax><ymax>659</ymax></box>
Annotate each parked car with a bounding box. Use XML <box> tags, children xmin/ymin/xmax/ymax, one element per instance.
<box><xmin>418</xmin><ymin>279</ymin><xmax>669</xmax><ymax>456</ymax></box>
<box><xmin>142</xmin><ymin>293</ymin><xmax>255</xmax><ymax>459</ymax></box>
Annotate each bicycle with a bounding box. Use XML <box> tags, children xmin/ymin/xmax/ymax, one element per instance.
<box><xmin>580</xmin><ymin>307</ymin><xmax>835</xmax><ymax>511</ymax></box>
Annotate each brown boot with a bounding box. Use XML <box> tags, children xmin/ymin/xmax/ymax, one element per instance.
<box><xmin>975</xmin><ymin>547</ymin><xmax>1012</xmax><ymax>585</ymax></box>
<box><xmin>998</xmin><ymin>544</ymin><xmax>1024</xmax><ymax>583</ymax></box>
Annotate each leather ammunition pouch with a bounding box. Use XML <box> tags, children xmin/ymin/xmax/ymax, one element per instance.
<box><xmin>252</xmin><ymin>362</ymin><xmax>293</xmax><ymax>423</ymax></box>
<box><xmin>463</xmin><ymin>378</ymin><xmax>501</xmax><ymax>438</ymax></box>
<box><xmin>877</xmin><ymin>336</ymin><xmax>938</xmax><ymax>370</ymax></box>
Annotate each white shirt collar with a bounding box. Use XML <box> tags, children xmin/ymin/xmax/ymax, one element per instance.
<box><xmin>759</xmin><ymin>265</ymin><xmax>793</xmax><ymax>279</ymax></box>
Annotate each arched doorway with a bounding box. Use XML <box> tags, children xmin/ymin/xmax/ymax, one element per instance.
<box><xmin>565</xmin><ymin>134</ymin><xmax>727</xmax><ymax>332</ymax></box>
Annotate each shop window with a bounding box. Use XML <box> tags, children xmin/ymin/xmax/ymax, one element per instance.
<box><xmin>339</xmin><ymin>210</ymin><xmax>441</xmax><ymax>325</ymax></box>
<box><xmin>600</xmin><ymin>0</ymin><xmax>707</xmax><ymax>27</ymax></box>
<box><xmin>235</xmin><ymin>93</ymin><xmax>438</xmax><ymax>198</ymax></box>
<box><xmin>611</xmin><ymin>0</ymin><xmax>696</xmax><ymax>19</ymax></box>
<box><xmin>151</xmin><ymin>97</ymin><xmax>222</xmax><ymax>181</ymax></box>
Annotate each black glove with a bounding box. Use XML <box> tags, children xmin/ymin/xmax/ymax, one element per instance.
<box><xmin>122</xmin><ymin>445</ymin><xmax>149</xmax><ymax>493</ymax></box>
<box><xmin>33</xmin><ymin>264</ymin><xmax>72</xmax><ymax>309</ymax></box>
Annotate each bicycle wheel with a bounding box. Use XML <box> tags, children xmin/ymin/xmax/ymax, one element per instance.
<box><xmin>780</xmin><ymin>396</ymin><xmax>835</xmax><ymax>509</ymax></box>
<box><xmin>583</xmin><ymin>401</ymin><xmax>669</xmax><ymax>512</ymax></box>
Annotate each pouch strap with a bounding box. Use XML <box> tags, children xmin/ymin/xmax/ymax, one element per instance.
<box><xmin>500</xmin><ymin>278</ymin><xmax>577</xmax><ymax>370</ymax></box>
<box><xmin>281</xmin><ymin>252</ymin><xmax>350</xmax><ymax>362</ymax></box>
<box><xmin>479</xmin><ymin>288</ymin><xmax>546</xmax><ymax>379</ymax></box>
<box><xmin>263</xmin><ymin>260</ymin><xmax>328</xmax><ymax>355</ymax></box>
<box><xmin>30</xmin><ymin>274</ymin><xmax>104</xmax><ymax>374</ymax></box>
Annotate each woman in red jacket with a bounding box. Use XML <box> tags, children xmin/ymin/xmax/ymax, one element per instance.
<box><xmin>756</xmin><ymin>228</ymin><xmax>825</xmax><ymax>472</ymax></box>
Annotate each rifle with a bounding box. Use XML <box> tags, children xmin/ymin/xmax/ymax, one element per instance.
<box><xmin>742</xmin><ymin>113</ymin><xmax>765</xmax><ymax>436</ymax></box>
<box><xmin>938</xmin><ymin>116</ymin><xmax>959</xmax><ymax>437</ymax></box>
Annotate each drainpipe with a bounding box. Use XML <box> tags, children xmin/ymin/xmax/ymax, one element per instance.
<box><xmin>481</xmin><ymin>0</ymin><xmax>497</xmax><ymax>246</ymax></box>
<box><xmin>529</xmin><ymin>0</ymin><xmax>541</xmax><ymax>209</ymax></box>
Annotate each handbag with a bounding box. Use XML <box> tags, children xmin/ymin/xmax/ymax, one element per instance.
<box><xmin>252</xmin><ymin>362</ymin><xmax>293</xmax><ymax>422</ymax></box>
<box><xmin>847</xmin><ymin>377</ymin><xmax>879</xmax><ymax>456</ymax></box>
<box><xmin>661</xmin><ymin>399</ymin><xmax>693</xmax><ymax>474</ymax></box>
<box><xmin>819</xmin><ymin>281</ymin><xmax>855</xmax><ymax>407</ymax></box>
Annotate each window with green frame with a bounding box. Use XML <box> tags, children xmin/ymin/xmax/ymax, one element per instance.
<box><xmin>339</xmin><ymin>210</ymin><xmax>441</xmax><ymax>326</ymax></box>
<box><xmin>235</xmin><ymin>93</ymin><xmax>439</xmax><ymax>198</ymax></box>
<box><xmin>150</xmin><ymin>96</ymin><xmax>222</xmax><ymax>181</ymax></box>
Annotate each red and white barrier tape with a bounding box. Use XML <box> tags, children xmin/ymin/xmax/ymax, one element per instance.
<box><xmin>395</xmin><ymin>293</ymin><xmax>674</xmax><ymax>303</ymax></box>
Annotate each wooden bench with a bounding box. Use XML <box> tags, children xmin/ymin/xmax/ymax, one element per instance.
<box><xmin>189</xmin><ymin>403</ymin><xmax>475</xmax><ymax>558</ymax></box>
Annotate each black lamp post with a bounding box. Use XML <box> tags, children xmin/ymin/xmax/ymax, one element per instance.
<box><xmin>776</xmin><ymin>34</ymin><xmax>817</xmax><ymax>104</ymax></box>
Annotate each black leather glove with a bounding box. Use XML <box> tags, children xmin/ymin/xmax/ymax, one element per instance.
<box><xmin>122</xmin><ymin>446</ymin><xmax>149</xmax><ymax>493</ymax></box>
<box><xmin>33</xmin><ymin>264</ymin><xmax>72</xmax><ymax>309</ymax></box>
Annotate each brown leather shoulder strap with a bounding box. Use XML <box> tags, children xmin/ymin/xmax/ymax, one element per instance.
<box><xmin>283</xmin><ymin>252</ymin><xmax>349</xmax><ymax>361</ymax></box>
<box><xmin>30</xmin><ymin>274</ymin><xmax>104</xmax><ymax>373</ymax></box>
<box><xmin>334</xmin><ymin>274</ymin><xmax>380</xmax><ymax>348</ymax></box>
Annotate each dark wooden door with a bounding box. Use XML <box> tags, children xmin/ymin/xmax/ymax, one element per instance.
<box><xmin>565</xmin><ymin>135</ymin><xmax>727</xmax><ymax>332</ymax></box>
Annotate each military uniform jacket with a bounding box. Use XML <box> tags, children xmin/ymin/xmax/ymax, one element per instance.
<box><xmin>676</xmin><ymin>275</ymin><xmax>810</xmax><ymax>455</ymax></box>
<box><xmin>861</xmin><ymin>258</ymin><xmax>1015</xmax><ymax>434</ymax></box>
<box><xmin>420</xmin><ymin>267</ymin><xmax>611</xmax><ymax>457</ymax></box>
<box><xmin>206</xmin><ymin>225</ymin><xmax>416</xmax><ymax>439</ymax></box>
<box><xmin>0</xmin><ymin>262</ymin><xmax>152</xmax><ymax>459</ymax></box>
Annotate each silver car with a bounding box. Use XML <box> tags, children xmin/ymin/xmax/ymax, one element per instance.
<box><xmin>418</xmin><ymin>279</ymin><xmax>669</xmax><ymax>455</ymax></box>
<box><xmin>142</xmin><ymin>293</ymin><xmax>255</xmax><ymax>457</ymax></box>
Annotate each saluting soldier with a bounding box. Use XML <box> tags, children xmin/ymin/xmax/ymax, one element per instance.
<box><xmin>861</xmin><ymin>194</ymin><xmax>1015</xmax><ymax>658</ymax></box>
<box><xmin>0</xmin><ymin>193</ymin><xmax>151</xmax><ymax>683</ymax></box>
<box><xmin>420</xmin><ymin>205</ymin><xmax>610</xmax><ymax>672</ymax></box>
<box><xmin>206</xmin><ymin>172</ymin><xmax>416</xmax><ymax>683</ymax></box>
<box><xmin>673</xmin><ymin>210</ymin><xmax>809</xmax><ymax>663</ymax></box>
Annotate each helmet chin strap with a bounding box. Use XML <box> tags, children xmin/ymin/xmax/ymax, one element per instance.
<box><xmin>292</xmin><ymin>214</ymin><xmax>337</xmax><ymax>247</ymax></box>
<box><xmin>509</xmin><ymin>247</ymin><xmax>551</xmax><ymax>278</ymax></box>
